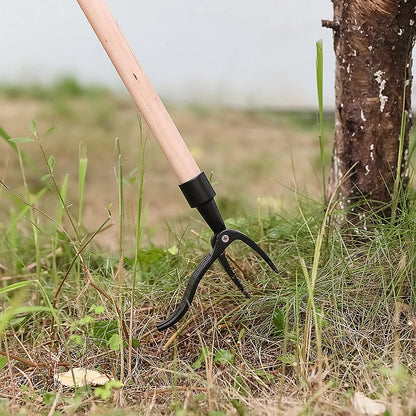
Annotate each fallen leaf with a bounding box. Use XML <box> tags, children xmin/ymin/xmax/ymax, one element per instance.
<box><xmin>351</xmin><ymin>392</ymin><xmax>386</xmax><ymax>416</ymax></box>
<box><xmin>56</xmin><ymin>367</ymin><xmax>111</xmax><ymax>387</ymax></box>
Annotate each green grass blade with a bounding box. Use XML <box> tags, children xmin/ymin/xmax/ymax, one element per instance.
<box><xmin>134</xmin><ymin>119</ymin><xmax>147</xmax><ymax>280</ymax></box>
<box><xmin>391</xmin><ymin>76</ymin><xmax>408</xmax><ymax>224</ymax></box>
<box><xmin>0</xmin><ymin>125</ymin><xmax>18</xmax><ymax>152</ymax></box>
<box><xmin>0</xmin><ymin>126</ymin><xmax>41</xmax><ymax>176</ymax></box>
<box><xmin>316</xmin><ymin>39</ymin><xmax>326</xmax><ymax>198</ymax></box>
<box><xmin>57</xmin><ymin>174</ymin><xmax>69</xmax><ymax>226</ymax></box>
<box><xmin>78</xmin><ymin>144</ymin><xmax>88</xmax><ymax>228</ymax></box>
<box><xmin>115</xmin><ymin>138</ymin><xmax>124</xmax><ymax>270</ymax></box>
<box><xmin>0</xmin><ymin>281</ymin><xmax>34</xmax><ymax>295</ymax></box>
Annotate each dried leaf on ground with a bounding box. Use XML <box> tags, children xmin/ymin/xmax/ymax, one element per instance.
<box><xmin>351</xmin><ymin>392</ymin><xmax>386</xmax><ymax>416</ymax></box>
<box><xmin>55</xmin><ymin>367</ymin><xmax>111</xmax><ymax>387</ymax></box>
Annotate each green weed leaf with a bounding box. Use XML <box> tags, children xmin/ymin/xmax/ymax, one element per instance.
<box><xmin>214</xmin><ymin>349</ymin><xmax>234</xmax><ymax>365</ymax></box>
<box><xmin>42</xmin><ymin>392</ymin><xmax>57</xmax><ymax>405</ymax></box>
<box><xmin>8</xmin><ymin>316</ymin><xmax>27</xmax><ymax>329</ymax></box>
<box><xmin>70</xmin><ymin>334</ymin><xmax>84</xmax><ymax>346</ymax></box>
<box><xmin>276</xmin><ymin>354</ymin><xmax>296</xmax><ymax>365</ymax></box>
<box><xmin>138</xmin><ymin>248</ymin><xmax>165</xmax><ymax>269</ymax></box>
<box><xmin>9</xmin><ymin>137</ymin><xmax>35</xmax><ymax>143</ymax></box>
<box><xmin>29</xmin><ymin>120</ymin><xmax>37</xmax><ymax>136</ymax></box>
<box><xmin>92</xmin><ymin>320</ymin><xmax>119</xmax><ymax>345</ymax></box>
<box><xmin>77</xmin><ymin>315</ymin><xmax>94</xmax><ymax>326</ymax></box>
<box><xmin>0</xmin><ymin>125</ymin><xmax>9</xmax><ymax>137</ymax></box>
<box><xmin>94</xmin><ymin>380</ymin><xmax>122</xmax><ymax>400</ymax></box>
<box><xmin>41</xmin><ymin>173</ymin><xmax>52</xmax><ymax>182</ymax></box>
<box><xmin>194</xmin><ymin>392</ymin><xmax>206</xmax><ymax>402</ymax></box>
<box><xmin>166</xmin><ymin>245</ymin><xmax>178</xmax><ymax>255</ymax></box>
<box><xmin>316</xmin><ymin>306</ymin><xmax>329</xmax><ymax>328</ymax></box>
<box><xmin>128</xmin><ymin>338</ymin><xmax>140</xmax><ymax>349</ymax></box>
<box><xmin>192</xmin><ymin>346</ymin><xmax>210</xmax><ymax>369</ymax></box>
<box><xmin>108</xmin><ymin>333</ymin><xmax>122</xmax><ymax>351</ymax></box>
<box><xmin>254</xmin><ymin>369</ymin><xmax>275</xmax><ymax>383</ymax></box>
<box><xmin>94</xmin><ymin>386</ymin><xmax>112</xmax><ymax>400</ymax></box>
<box><xmin>272</xmin><ymin>309</ymin><xmax>285</xmax><ymax>336</ymax></box>
<box><xmin>0</xmin><ymin>281</ymin><xmax>33</xmax><ymax>295</ymax></box>
<box><xmin>231</xmin><ymin>398</ymin><xmax>245</xmax><ymax>416</ymax></box>
<box><xmin>12</xmin><ymin>306</ymin><xmax>54</xmax><ymax>314</ymax></box>
<box><xmin>64</xmin><ymin>394</ymin><xmax>84</xmax><ymax>408</ymax></box>
<box><xmin>238</xmin><ymin>328</ymin><xmax>245</xmax><ymax>342</ymax></box>
<box><xmin>43</xmin><ymin>126</ymin><xmax>55</xmax><ymax>138</ymax></box>
<box><xmin>234</xmin><ymin>375</ymin><xmax>250</xmax><ymax>397</ymax></box>
<box><xmin>48</xmin><ymin>155</ymin><xmax>55</xmax><ymax>172</ymax></box>
<box><xmin>0</xmin><ymin>356</ymin><xmax>8</xmax><ymax>371</ymax></box>
<box><xmin>89</xmin><ymin>304</ymin><xmax>105</xmax><ymax>315</ymax></box>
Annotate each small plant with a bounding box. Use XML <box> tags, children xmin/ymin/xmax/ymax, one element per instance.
<box><xmin>94</xmin><ymin>380</ymin><xmax>123</xmax><ymax>400</ymax></box>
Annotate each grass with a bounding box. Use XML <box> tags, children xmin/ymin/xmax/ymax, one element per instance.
<box><xmin>2</xmin><ymin>174</ymin><xmax>416</xmax><ymax>414</ymax></box>
<box><xmin>1</xmin><ymin>82</ymin><xmax>416</xmax><ymax>415</ymax></box>
<box><xmin>316</xmin><ymin>39</ymin><xmax>326</xmax><ymax>199</ymax></box>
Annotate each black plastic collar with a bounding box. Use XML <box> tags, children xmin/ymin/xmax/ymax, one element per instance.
<box><xmin>179</xmin><ymin>172</ymin><xmax>216</xmax><ymax>208</ymax></box>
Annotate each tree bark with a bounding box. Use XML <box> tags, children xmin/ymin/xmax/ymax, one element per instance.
<box><xmin>326</xmin><ymin>0</ymin><xmax>416</xmax><ymax>221</ymax></box>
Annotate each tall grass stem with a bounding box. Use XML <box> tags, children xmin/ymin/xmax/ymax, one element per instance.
<box><xmin>391</xmin><ymin>78</ymin><xmax>408</xmax><ymax>224</ymax></box>
<box><xmin>316</xmin><ymin>40</ymin><xmax>326</xmax><ymax>199</ymax></box>
<box><xmin>78</xmin><ymin>144</ymin><xmax>88</xmax><ymax>229</ymax></box>
<box><xmin>128</xmin><ymin>118</ymin><xmax>146</xmax><ymax>376</ymax></box>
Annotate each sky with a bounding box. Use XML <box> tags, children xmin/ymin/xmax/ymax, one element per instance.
<box><xmin>1</xmin><ymin>1</ymin><xmax>335</xmax><ymax>108</ymax></box>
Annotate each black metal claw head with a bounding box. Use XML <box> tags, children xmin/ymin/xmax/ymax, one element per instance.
<box><xmin>157</xmin><ymin>228</ymin><xmax>278</xmax><ymax>331</ymax></box>
<box><xmin>157</xmin><ymin>171</ymin><xmax>279</xmax><ymax>331</ymax></box>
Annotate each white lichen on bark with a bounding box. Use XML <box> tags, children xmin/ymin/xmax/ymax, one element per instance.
<box><xmin>370</xmin><ymin>144</ymin><xmax>375</xmax><ymax>161</ymax></box>
<box><xmin>374</xmin><ymin>70</ymin><xmax>388</xmax><ymax>112</ymax></box>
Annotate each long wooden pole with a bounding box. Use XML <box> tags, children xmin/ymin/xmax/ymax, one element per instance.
<box><xmin>76</xmin><ymin>0</ymin><xmax>201</xmax><ymax>184</ymax></box>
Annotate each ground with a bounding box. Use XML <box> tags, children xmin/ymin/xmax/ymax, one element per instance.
<box><xmin>2</xmin><ymin>83</ymin><xmax>415</xmax><ymax>416</ymax></box>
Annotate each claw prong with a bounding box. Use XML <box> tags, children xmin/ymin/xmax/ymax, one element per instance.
<box><xmin>157</xmin><ymin>228</ymin><xmax>277</xmax><ymax>331</ymax></box>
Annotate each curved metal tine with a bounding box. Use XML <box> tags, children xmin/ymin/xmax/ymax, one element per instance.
<box><xmin>157</xmin><ymin>249</ymin><xmax>217</xmax><ymax>331</ymax></box>
<box><xmin>229</xmin><ymin>230</ymin><xmax>278</xmax><ymax>273</ymax></box>
<box><xmin>217</xmin><ymin>253</ymin><xmax>250</xmax><ymax>298</ymax></box>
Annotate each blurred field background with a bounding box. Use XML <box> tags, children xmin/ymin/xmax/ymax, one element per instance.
<box><xmin>0</xmin><ymin>78</ymin><xmax>332</xmax><ymax>252</ymax></box>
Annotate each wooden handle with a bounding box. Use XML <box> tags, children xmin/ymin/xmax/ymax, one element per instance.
<box><xmin>77</xmin><ymin>0</ymin><xmax>201</xmax><ymax>184</ymax></box>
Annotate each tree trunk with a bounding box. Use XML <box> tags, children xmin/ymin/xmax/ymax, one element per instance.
<box><xmin>325</xmin><ymin>0</ymin><xmax>416</xmax><ymax>221</ymax></box>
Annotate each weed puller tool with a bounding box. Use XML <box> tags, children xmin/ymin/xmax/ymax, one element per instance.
<box><xmin>77</xmin><ymin>0</ymin><xmax>278</xmax><ymax>331</ymax></box>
